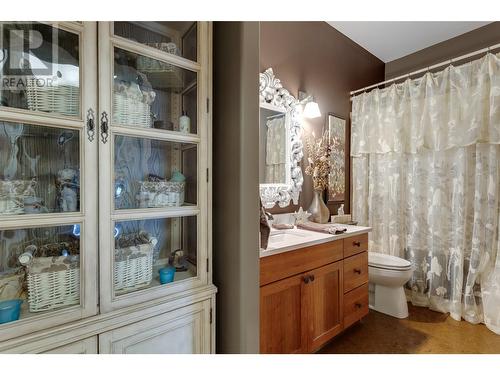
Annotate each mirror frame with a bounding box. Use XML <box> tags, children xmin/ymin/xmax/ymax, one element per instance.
<box><xmin>259</xmin><ymin>68</ymin><xmax>303</xmax><ymax>208</ymax></box>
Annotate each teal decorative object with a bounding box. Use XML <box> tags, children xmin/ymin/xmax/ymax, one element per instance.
<box><xmin>171</xmin><ymin>171</ymin><xmax>186</xmax><ymax>182</ymax></box>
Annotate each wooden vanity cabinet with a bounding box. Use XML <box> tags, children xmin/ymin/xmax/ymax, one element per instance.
<box><xmin>260</xmin><ymin>233</ymin><xmax>369</xmax><ymax>353</ymax></box>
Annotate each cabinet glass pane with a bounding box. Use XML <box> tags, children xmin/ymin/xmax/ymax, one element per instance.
<box><xmin>0</xmin><ymin>224</ymin><xmax>81</xmax><ymax>325</ymax></box>
<box><xmin>113</xmin><ymin>216</ymin><xmax>197</xmax><ymax>296</ymax></box>
<box><xmin>114</xmin><ymin>22</ymin><xmax>197</xmax><ymax>62</ymax></box>
<box><xmin>0</xmin><ymin>22</ymin><xmax>80</xmax><ymax>117</ymax></box>
<box><xmin>113</xmin><ymin>47</ymin><xmax>197</xmax><ymax>134</ymax></box>
<box><xmin>114</xmin><ymin>135</ymin><xmax>197</xmax><ymax>210</ymax></box>
<box><xmin>0</xmin><ymin>121</ymin><xmax>80</xmax><ymax>215</ymax></box>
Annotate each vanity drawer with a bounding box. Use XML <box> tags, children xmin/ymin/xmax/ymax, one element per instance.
<box><xmin>343</xmin><ymin>284</ymin><xmax>369</xmax><ymax>329</ymax></box>
<box><xmin>343</xmin><ymin>233</ymin><xmax>368</xmax><ymax>258</ymax></box>
<box><xmin>343</xmin><ymin>252</ymin><xmax>368</xmax><ymax>293</ymax></box>
<box><xmin>260</xmin><ymin>240</ymin><xmax>343</xmax><ymax>286</ymax></box>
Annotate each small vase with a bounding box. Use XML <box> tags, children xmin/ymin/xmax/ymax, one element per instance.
<box><xmin>308</xmin><ymin>190</ymin><xmax>329</xmax><ymax>224</ymax></box>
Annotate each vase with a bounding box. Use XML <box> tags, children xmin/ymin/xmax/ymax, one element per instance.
<box><xmin>308</xmin><ymin>190</ymin><xmax>329</xmax><ymax>224</ymax></box>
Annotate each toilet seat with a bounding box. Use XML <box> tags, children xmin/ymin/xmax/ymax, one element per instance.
<box><xmin>368</xmin><ymin>252</ymin><xmax>412</xmax><ymax>271</ymax></box>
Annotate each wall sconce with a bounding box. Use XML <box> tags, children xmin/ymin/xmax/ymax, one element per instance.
<box><xmin>298</xmin><ymin>91</ymin><xmax>321</xmax><ymax>119</ymax></box>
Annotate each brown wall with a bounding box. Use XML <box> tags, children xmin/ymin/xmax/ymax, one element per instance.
<box><xmin>385</xmin><ymin>22</ymin><xmax>500</xmax><ymax>80</ymax></box>
<box><xmin>260</xmin><ymin>22</ymin><xmax>385</xmax><ymax>215</ymax></box>
<box><xmin>213</xmin><ymin>22</ymin><xmax>260</xmax><ymax>353</ymax></box>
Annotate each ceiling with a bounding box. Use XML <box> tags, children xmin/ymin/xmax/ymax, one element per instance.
<box><xmin>327</xmin><ymin>22</ymin><xmax>491</xmax><ymax>62</ymax></box>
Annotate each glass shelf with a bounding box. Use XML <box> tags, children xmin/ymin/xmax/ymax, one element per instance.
<box><xmin>0</xmin><ymin>121</ymin><xmax>80</xmax><ymax>216</ymax></box>
<box><xmin>113</xmin><ymin>47</ymin><xmax>197</xmax><ymax>134</ymax></box>
<box><xmin>113</xmin><ymin>215</ymin><xmax>197</xmax><ymax>297</ymax></box>
<box><xmin>114</xmin><ymin>135</ymin><xmax>197</xmax><ymax>210</ymax></box>
<box><xmin>0</xmin><ymin>22</ymin><xmax>80</xmax><ymax>117</ymax></box>
<box><xmin>0</xmin><ymin>223</ymin><xmax>81</xmax><ymax>326</ymax></box>
<box><xmin>114</xmin><ymin>22</ymin><xmax>197</xmax><ymax>62</ymax></box>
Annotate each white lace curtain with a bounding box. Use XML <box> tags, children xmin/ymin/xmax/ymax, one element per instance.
<box><xmin>351</xmin><ymin>52</ymin><xmax>500</xmax><ymax>334</ymax></box>
<box><xmin>265</xmin><ymin>115</ymin><xmax>287</xmax><ymax>183</ymax></box>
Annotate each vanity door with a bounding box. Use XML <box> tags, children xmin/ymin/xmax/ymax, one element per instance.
<box><xmin>0</xmin><ymin>22</ymin><xmax>98</xmax><ymax>341</ymax></box>
<box><xmin>97</xmin><ymin>22</ymin><xmax>211</xmax><ymax>312</ymax></box>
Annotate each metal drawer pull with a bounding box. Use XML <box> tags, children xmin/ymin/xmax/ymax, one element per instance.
<box><xmin>303</xmin><ymin>275</ymin><xmax>310</xmax><ymax>284</ymax></box>
<box><xmin>353</xmin><ymin>241</ymin><xmax>361</xmax><ymax>247</ymax></box>
<box><xmin>354</xmin><ymin>268</ymin><xmax>362</xmax><ymax>274</ymax></box>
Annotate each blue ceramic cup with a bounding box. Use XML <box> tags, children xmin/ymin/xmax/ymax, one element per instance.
<box><xmin>159</xmin><ymin>267</ymin><xmax>176</xmax><ymax>284</ymax></box>
<box><xmin>0</xmin><ymin>299</ymin><xmax>22</xmax><ymax>324</ymax></box>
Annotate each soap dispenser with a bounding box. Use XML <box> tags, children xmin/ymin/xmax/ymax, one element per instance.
<box><xmin>179</xmin><ymin>110</ymin><xmax>191</xmax><ymax>134</ymax></box>
<box><xmin>338</xmin><ymin>204</ymin><xmax>344</xmax><ymax>215</ymax></box>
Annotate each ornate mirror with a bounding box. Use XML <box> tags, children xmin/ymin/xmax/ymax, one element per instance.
<box><xmin>259</xmin><ymin>68</ymin><xmax>303</xmax><ymax>208</ymax></box>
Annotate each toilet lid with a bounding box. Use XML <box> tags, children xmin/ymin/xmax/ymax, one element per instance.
<box><xmin>369</xmin><ymin>252</ymin><xmax>412</xmax><ymax>270</ymax></box>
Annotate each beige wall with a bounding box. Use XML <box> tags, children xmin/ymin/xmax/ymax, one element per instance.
<box><xmin>385</xmin><ymin>22</ymin><xmax>500</xmax><ymax>80</ymax></box>
<box><xmin>213</xmin><ymin>21</ymin><xmax>260</xmax><ymax>354</ymax></box>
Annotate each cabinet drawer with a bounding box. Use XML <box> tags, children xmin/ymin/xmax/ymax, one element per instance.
<box><xmin>260</xmin><ymin>240</ymin><xmax>343</xmax><ymax>286</ymax></box>
<box><xmin>343</xmin><ymin>252</ymin><xmax>368</xmax><ymax>293</ymax></box>
<box><xmin>344</xmin><ymin>284</ymin><xmax>369</xmax><ymax>329</ymax></box>
<box><xmin>343</xmin><ymin>233</ymin><xmax>368</xmax><ymax>258</ymax></box>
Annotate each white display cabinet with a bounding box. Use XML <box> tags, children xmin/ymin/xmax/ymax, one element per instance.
<box><xmin>0</xmin><ymin>21</ymin><xmax>215</xmax><ymax>354</ymax></box>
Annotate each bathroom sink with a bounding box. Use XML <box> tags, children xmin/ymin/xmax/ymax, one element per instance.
<box><xmin>269</xmin><ymin>230</ymin><xmax>312</xmax><ymax>243</ymax></box>
<box><xmin>266</xmin><ymin>228</ymin><xmax>332</xmax><ymax>251</ymax></box>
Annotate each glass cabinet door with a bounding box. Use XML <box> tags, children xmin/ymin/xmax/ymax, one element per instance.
<box><xmin>98</xmin><ymin>22</ymin><xmax>210</xmax><ymax>312</ymax></box>
<box><xmin>0</xmin><ymin>22</ymin><xmax>98</xmax><ymax>341</ymax></box>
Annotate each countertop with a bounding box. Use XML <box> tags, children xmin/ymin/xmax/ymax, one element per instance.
<box><xmin>260</xmin><ymin>224</ymin><xmax>371</xmax><ymax>258</ymax></box>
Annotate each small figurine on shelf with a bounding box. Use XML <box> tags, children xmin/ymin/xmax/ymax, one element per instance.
<box><xmin>57</xmin><ymin>168</ymin><xmax>79</xmax><ymax>212</ymax></box>
<box><xmin>169</xmin><ymin>249</ymin><xmax>187</xmax><ymax>272</ymax></box>
<box><xmin>179</xmin><ymin>110</ymin><xmax>191</xmax><ymax>134</ymax></box>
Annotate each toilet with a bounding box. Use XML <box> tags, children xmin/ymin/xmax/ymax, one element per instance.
<box><xmin>368</xmin><ymin>252</ymin><xmax>413</xmax><ymax>319</ymax></box>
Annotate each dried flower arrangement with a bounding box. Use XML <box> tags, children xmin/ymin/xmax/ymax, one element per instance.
<box><xmin>304</xmin><ymin>131</ymin><xmax>332</xmax><ymax>191</ymax></box>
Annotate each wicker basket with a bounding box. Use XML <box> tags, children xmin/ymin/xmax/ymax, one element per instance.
<box><xmin>113</xmin><ymin>87</ymin><xmax>153</xmax><ymax>128</ymax></box>
<box><xmin>18</xmin><ymin>241</ymin><xmax>80</xmax><ymax>312</ymax></box>
<box><xmin>25</xmin><ymin>77</ymin><xmax>79</xmax><ymax>117</ymax></box>
<box><xmin>137</xmin><ymin>180</ymin><xmax>185</xmax><ymax>208</ymax></box>
<box><xmin>23</xmin><ymin>255</ymin><xmax>80</xmax><ymax>312</ymax></box>
<box><xmin>0</xmin><ymin>179</ymin><xmax>37</xmax><ymax>215</ymax></box>
<box><xmin>114</xmin><ymin>233</ymin><xmax>156</xmax><ymax>293</ymax></box>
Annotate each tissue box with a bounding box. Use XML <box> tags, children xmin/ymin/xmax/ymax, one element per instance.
<box><xmin>331</xmin><ymin>214</ymin><xmax>351</xmax><ymax>224</ymax></box>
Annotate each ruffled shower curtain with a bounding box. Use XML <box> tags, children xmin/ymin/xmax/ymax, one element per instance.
<box><xmin>351</xmin><ymin>52</ymin><xmax>500</xmax><ymax>333</ymax></box>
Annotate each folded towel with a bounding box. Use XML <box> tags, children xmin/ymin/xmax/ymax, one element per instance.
<box><xmin>297</xmin><ymin>221</ymin><xmax>348</xmax><ymax>235</ymax></box>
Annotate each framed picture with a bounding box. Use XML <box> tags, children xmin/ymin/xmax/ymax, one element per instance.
<box><xmin>327</xmin><ymin>113</ymin><xmax>346</xmax><ymax>203</ymax></box>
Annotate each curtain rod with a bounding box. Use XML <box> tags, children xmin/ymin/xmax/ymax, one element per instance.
<box><xmin>350</xmin><ymin>42</ymin><xmax>500</xmax><ymax>98</ymax></box>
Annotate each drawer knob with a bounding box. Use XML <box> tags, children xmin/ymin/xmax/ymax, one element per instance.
<box><xmin>310</xmin><ymin>275</ymin><xmax>315</xmax><ymax>282</ymax></box>
<box><xmin>354</xmin><ymin>268</ymin><xmax>362</xmax><ymax>274</ymax></box>
<box><xmin>355</xmin><ymin>303</ymin><xmax>362</xmax><ymax>309</ymax></box>
<box><xmin>303</xmin><ymin>275</ymin><xmax>310</xmax><ymax>284</ymax></box>
<box><xmin>353</xmin><ymin>241</ymin><xmax>361</xmax><ymax>247</ymax></box>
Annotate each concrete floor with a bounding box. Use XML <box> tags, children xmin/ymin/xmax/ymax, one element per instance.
<box><xmin>319</xmin><ymin>304</ymin><xmax>500</xmax><ymax>354</ymax></box>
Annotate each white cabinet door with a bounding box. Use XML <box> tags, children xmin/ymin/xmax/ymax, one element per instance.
<box><xmin>42</xmin><ymin>336</ymin><xmax>98</xmax><ymax>354</ymax></box>
<box><xmin>97</xmin><ymin>21</ymin><xmax>212</xmax><ymax>313</ymax></box>
<box><xmin>99</xmin><ymin>299</ymin><xmax>211</xmax><ymax>354</ymax></box>
<box><xmin>0</xmin><ymin>21</ymin><xmax>98</xmax><ymax>342</ymax></box>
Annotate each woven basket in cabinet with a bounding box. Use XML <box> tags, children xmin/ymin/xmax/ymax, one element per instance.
<box><xmin>113</xmin><ymin>87</ymin><xmax>153</xmax><ymax>128</ymax></box>
<box><xmin>25</xmin><ymin>77</ymin><xmax>79</xmax><ymax>117</ymax></box>
<box><xmin>114</xmin><ymin>237</ymin><xmax>156</xmax><ymax>293</ymax></box>
<box><xmin>22</xmin><ymin>257</ymin><xmax>79</xmax><ymax>312</ymax></box>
